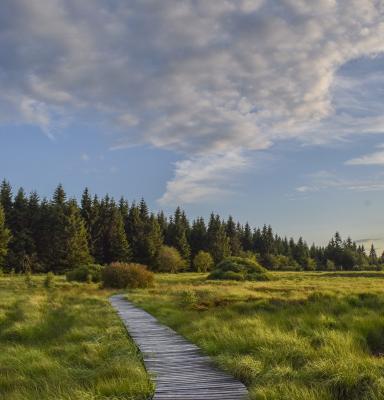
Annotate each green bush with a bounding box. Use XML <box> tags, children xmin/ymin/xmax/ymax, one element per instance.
<box><xmin>208</xmin><ymin>256</ymin><xmax>269</xmax><ymax>281</ymax></box>
<box><xmin>102</xmin><ymin>262</ymin><xmax>154</xmax><ymax>289</ymax></box>
<box><xmin>193</xmin><ymin>251</ymin><xmax>214</xmax><ymax>272</ymax></box>
<box><xmin>156</xmin><ymin>245</ymin><xmax>186</xmax><ymax>273</ymax></box>
<box><xmin>66</xmin><ymin>264</ymin><xmax>104</xmax><ymax>283</ymax></box>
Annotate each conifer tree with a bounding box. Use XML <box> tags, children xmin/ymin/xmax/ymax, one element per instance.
<box><xmin>207</xmin><ymin>214</ymin><xmax>230</xmax><ymax>263</ymax></box>
<box><xmin>0</xmin><ymin>205</ymin><xmax>11</xmax><ymax>268</ymax></box>
<box><xmin>49</xmin><ymin>184</ymin><xmax>69</xmax><ymax>272</ymax></box>
<box><xmin>0</xmin><ymin>180</ymin><xmax>13</xmax><ymax>221</ymax></box>
<box><xmin>104</xmin><ymin>207</ymin><xmax>131</xmax><ymax>263</ymax></box>
<box><xmin>190</xmin><ymin>217</ymin><xmax>207</xmax><ymax>257</ymax></box>
<box><xmin>225</xmin><ymin>216</ymin><xmax>242</xmax><ymax>256</ymax></box>
<box><xmin>6</xmin><ymin>188</ymin><xmax>36</xmax><ymax>272</ymax></box>
<box><xmin>65</xmin><ymin>201</ymin><xmax>93</xmax><ymax>268</ymax></box>
<box><xmin>369</xmin><ymin>244</ymin><xmax>378</xmax><ymax>265</ymax></box>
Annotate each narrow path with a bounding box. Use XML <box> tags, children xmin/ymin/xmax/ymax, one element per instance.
<box><xmin>110</xmin><ymin>294</ymin><xmax>249</xmax><ymax>400</ymax></box>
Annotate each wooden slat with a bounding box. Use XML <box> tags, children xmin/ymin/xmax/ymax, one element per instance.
<box><xmin>110</xmin><ymin>294</ymin><xmax>249</xmax><ymax>400</ymax></box>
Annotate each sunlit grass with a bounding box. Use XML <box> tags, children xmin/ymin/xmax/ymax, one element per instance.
<box><xmin>128</xmin><ymin>271</ymin><xmax>384</xmax><ymax>400</ymax></box>
<box><xmin>0</xmin><ymin>275</ymin><xmax>153</xmax><ymax>400</ymax></box>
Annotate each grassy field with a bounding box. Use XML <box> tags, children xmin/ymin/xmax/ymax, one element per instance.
<box><xmin>127</xmin><ymin>271</ymin><xmax>384</xmax><ymax>400</ymax></box>
<box><xmin>0</xmin><ymin>275</ymin><xmax>153</xmax><ymax>400</ymax></box>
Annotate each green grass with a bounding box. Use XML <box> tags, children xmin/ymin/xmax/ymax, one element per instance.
<box><xmin>127</xmin><ymin>271</ymin><xmax>384</xmax><ymax>400</ymax></box>
<box><xmin>0</xmin><ymin>275</ymin><xmax>153</xmax><ymax>400</ymax></box>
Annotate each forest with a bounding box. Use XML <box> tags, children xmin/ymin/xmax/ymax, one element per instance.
<box><xmin>0</xmin><ymin>179</ymin><xmax>381</xmax><ymax>274</ymax></box>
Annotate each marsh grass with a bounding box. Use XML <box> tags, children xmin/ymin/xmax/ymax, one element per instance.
<box><xmin>128</xmin><ymin>271</ymin><xmax>384</xmax><ymax>400</ymax></box>
<box><xmin>0</xmin><ymin>275</ymin><xmax>153</xmax><ymax>400</ymax></box>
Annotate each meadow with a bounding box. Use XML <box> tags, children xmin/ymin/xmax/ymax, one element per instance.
<box><xmin>128</xmin><ymin>271</ymin><xmax>384</xmax><ymax>400</ymax></box>
<box><xmin>0</xmin><ymin>275</ymin><xmax>153</xmax><ymax>400</ymax></box>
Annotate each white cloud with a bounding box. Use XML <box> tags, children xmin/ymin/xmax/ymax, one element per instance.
<box><xmin>1</xmin><ymin>1</ymin><xmax>384</xmax><ymax>202</ymax></box>
<box><xmin>158</xmin><ymin>150</ymin><xmax>249</xmax><ymax>205</ymax></box>
<box><xmin>346</xmin><ymin>146</ymin><xmax>384</xmax><ymax>166</ymax></box>
<box><xmin>296</xmin><ymin>170</ymin><xmax>384</xmax><ymax>193</ymax></box>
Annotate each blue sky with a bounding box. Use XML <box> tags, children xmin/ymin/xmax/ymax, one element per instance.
<box><xmin>1</xmin><ymin>1</ymin><xmax>384</xmax><ymax>251</ymax></box>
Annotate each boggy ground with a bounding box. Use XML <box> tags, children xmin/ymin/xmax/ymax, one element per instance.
<box><xmin>127</xmin><ymin>271</ymin><xmax>384</xmax><ymax>400</ymax></box>
<box><xmin>0</xmin><ymin>275</ymin><xmax>153</xmax><ymax>400</ymax></box>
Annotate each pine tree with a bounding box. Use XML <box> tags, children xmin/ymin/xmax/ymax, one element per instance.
<box><xmin>207</xmin><ymin>214</ymin><xmax>230</xmax><ymax>263</ymax></box>
<box><xmin>0</xmin><ymin>180</ymin><xmax>13</xmax><ymax>221</ymax></box>
<box><xmin>104</xmin><ymin>207</ymin><xmax>131</xmax><ymax>263</ymax></box>
<box><xmin>0</xmin><ymin>205</ymin><xmax>11</xmax><ymax>268</ymax></box>
<box><xmin>369</xmin><ymin>244</ymin><xmax>378</xmax><ymax>265</ymax></box>
<box><xmin>143</xmin><ymin>214</ymin><xmax>163</xmax><ymax>267</ymax></box>
<box><xmin>166</xmin><ymin>207</ymin><xmax>191</xmax><ymax>263</ymax></box>
<box><xmin>226</xmin><ymin>216</ymin><xmax>242</xmax><ymax>256</ymax></box>
<box><xmin>49</xmin><ymin>185</ymin><xmax>69</xmax><ymax>272</ymax></box>
<box><xmin>65</xmin><ymin>201</ymin><xmax>93</xmax><ymax>268</ymax></box>
<box><xmin>6</xmin><ymin>188</ymin><xmax>36</xmax><ymax>272</ymax></box>
<box><xmin>241</xmin><ymin>222</ymin><xmax>253</xmax><ymax>252</ymax></box>
<box><xmin>190</xmin><ymin>217</ymin><xmax>207</xmax><ymax>257</ymax></box>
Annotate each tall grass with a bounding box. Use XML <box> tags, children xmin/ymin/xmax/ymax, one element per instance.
<box><xmin>0</xmin><ymin>275</ymin><xmax>153</xmax><ymax>400</ymax></box>
<box><xmin>128</xmin><ymin>271</ymin><xmax>384</xmax><ymax>400</ymax></box>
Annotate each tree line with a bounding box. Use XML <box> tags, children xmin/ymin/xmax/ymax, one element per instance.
<box><xmin>0</xmin><ymin>180</ymin><xmax>381</xmax><ymax>273</ymax></box>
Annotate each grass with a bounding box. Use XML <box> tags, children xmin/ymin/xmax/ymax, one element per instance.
<box><xmin>0</xmin><ymin>274</ymin><xmax>153</xmax><ymax>400</ymax></box>
<box><xmin>127</xmin><ymin>271</ymin><xmax>384</xmax><ymax>400</ymax></box>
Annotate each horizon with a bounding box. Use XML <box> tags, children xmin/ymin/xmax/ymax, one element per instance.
<box><xmin>1</xmin><ymin>1</ymin><xmax>384</xmax><ymax>252</ymax></box>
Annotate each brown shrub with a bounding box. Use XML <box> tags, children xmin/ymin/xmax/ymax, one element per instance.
<box><xmin>102</xmin><ymin>262</ymin><xmax>154</xmax><ymax>289</ymax></box>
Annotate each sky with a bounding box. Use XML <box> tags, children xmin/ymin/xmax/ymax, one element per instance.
<box><xmin>1</xmin><ymin>0</ymin><xmax>384</xmax><ymax>250</ymax></box>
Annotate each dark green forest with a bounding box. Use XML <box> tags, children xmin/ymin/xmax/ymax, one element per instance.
<box><xmin>0</xmin><ymin>179</ymin><xmax>381</xmax><ymax>273</ymax></box>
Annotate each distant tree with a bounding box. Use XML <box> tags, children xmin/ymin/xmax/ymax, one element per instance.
<box><xmin>225</xmin><ymin>216</ymin><xmax>242</xmax><ymax>256</ymax></box>
<box><xmin>0</xmin><ymin>180</ymin><xmax>13</xmax><ymax>221</ymax></box>
<box><xmin>193</xmin><ymin>251</ymin><xmax>214</xmax><ymax>272</ymax></box>
<box><xmin>0</xmin><ymin>205</ymin><xmax>11</xmax><ymax>268</ymax></box>
<box><xmin>104</xmin><ymin>206</ymin><xmax>131</xmax><ymax>264</ymax></box>
<box><xmin>65</xmin><ymin>201</ymin><xmax>93</xmax><ymax>268</ymax></box>
<box><xmin>156</xmin><ymin>245</ymin><xmax>185</xmax><ymax>273</ymax></box>
<box><xmin>190</xmin><ymin>217</ymin><xmax>207</xmax><ymax>257</ymax></box>
<box><xmin>166</xmin><ymin>207</ymin><xmax>191</xmax><ymax>263</ymax></box>
<box><xmin>207</xmin><ymin>214</ymin><xmax>230</xmax><ymax>263</ymax></box>
<box><xmin>369</xmin><ymin>244</ymin><xmax>378</xmax><ymax>265</ymax></box>
<box><xmin>6</xmin><ymin>188</ymin><xmax>36</xmax><ymax>272</ymax></box>
<box><xmin>241</xmin><ymin>222</ymin><xmax>253</xmax><ymax>252</ymax></box>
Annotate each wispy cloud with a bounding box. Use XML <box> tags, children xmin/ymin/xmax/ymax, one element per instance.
<box><xmin>346</xmin><ymin>145</ymin><xmax>384</xmax><ymax>166</ymax></box>
<box><xmin>158</xmin><ymin>150</ymin><xmax>249</xmax><ymax>205</ymax></box>
<box><xmin>296</xmin><ymin>170</ymin><xmax>384</xmax><ymax>194</ymax></box>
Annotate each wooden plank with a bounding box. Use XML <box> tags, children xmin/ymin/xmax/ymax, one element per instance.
<box><xmin>110</xmin><ymin>294</ymin><xmax>249</xmax><ymax>400</ymax></box>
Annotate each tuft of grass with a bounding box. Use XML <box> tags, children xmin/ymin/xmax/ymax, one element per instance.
<box><xmin>0</xmin><ymin>275</ymin><xmax>153</xmax><ymax>400</ymax></box>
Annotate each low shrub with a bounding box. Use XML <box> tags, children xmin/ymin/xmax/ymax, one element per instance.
<box><xmin>66</xmin><ymin>264</ymin><xmax>104</xmax><ymax>283</ymax></box>
<box><xmin>102</xmin><ymin>262</ymin><xmax>154</xmax><ymax>289</ymax></box>
<box><xmin>208</xmin><ymin>256</ymin><xmax>269</xmax><ymax>281</ymax></box>
<box><xmin>193</xmin><ymin>251</ymin><xmax>214</xmax><ymax>272</ymax></box>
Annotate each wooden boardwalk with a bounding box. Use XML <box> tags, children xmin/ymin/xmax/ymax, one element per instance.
<box><xmin>110</xmin><ymin>294</ymin><xmax>249</xmax><ymax>400</ymax></box>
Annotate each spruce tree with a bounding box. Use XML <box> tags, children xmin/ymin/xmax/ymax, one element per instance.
<box><xmin>0</xmin><ymin>179</ymin><xmax>13</xmax><ymax>221</ymax></box>
<box><xmin>65</xmin><ymin>201</ymin><xmax>93</xmax><ymax>268</ymax></box>
<box><xmin>225</xmin><ymin>216</ymin><xmax>242</xmax><ymax>256</ymax></box>
<box><xmin>105</xmin><ymin>208</ymin><xmax>131</xmax><ymax>263</ymax></box>
<box><xmin>0</xmin><ymin>205</ymin><xmax>11</xmax><ymax>268</ymax></box>
<box><xmin>190</xmin><ymin>217</ymin><xmax>207</xmax><ymax>257</ymax></box>
<box><xmin>6</xmin><ymin>188</ymin><xmax>36</xmax><ymax>272</ymax></box>
<box><xmin>369</xmin><ymin>244</ymin><xmax>378</xmax><ymax>265</ymax></box>
<box><xmin>207</xmin><ymin>214</ymin><xmax>230</xmax><ymax>263</ymax></box>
